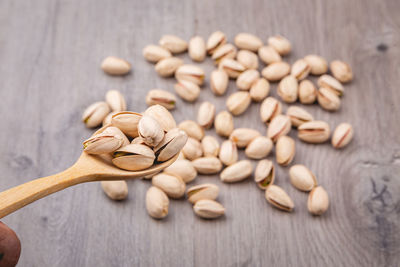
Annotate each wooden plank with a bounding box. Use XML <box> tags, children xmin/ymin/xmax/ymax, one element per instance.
<box><xmin>0</xmin><ymin>0</ymin><xmax>399</xmax><ymax>266</ymax></box>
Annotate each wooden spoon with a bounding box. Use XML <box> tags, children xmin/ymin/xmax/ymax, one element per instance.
<box><xmin>0</xmin><ymin>152</ymin><xmax>178</xmax><ymax>218</ymax></box>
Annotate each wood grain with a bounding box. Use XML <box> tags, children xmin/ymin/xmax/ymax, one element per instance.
<box><xmin>0</xmin><ymin>0</ymin><xmax>399</xmax><ymax>266</ymax></box>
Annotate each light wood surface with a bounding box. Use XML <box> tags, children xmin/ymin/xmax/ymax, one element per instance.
<box><xmin>0</xmin><ymin>0</ymin><xmax>399</xmax><ymax>266</ymax></box>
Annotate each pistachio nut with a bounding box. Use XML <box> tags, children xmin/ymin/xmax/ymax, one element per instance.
<box><xmin>82</xmin><ymin>101</ymin><xmax>110</xmax><ymax>128</ymax></box>
<box><xmin>83</xmin><ymin>133</ymin><xmax>123</xmax><ymax>155</ymax></box>
<box><xmin>308</xmin><ymin>186</ymin><xmax>329</xmax><ymax>215</ymax></box>
<box><xmin>143</xmin><ymin>104</ymin><xmax>176</xmax><ymax>132</ymax></box>
<box><xmin>146</xmin><ymin>186</ymin><xmax>169</xmax><ymax>219</ymax></box>
<box><xmin>155</xmin><ymin>57</ymin><xmax>184</xmax><ymax>77</ymax></box>
<box><xmin>236</xmin><ymin>69</ymin><xmax>260</xmax><ymax>90</ymax></box>
<box><xmin>154</xmin><ymin>128</ymin><xmax>188</xmax><ymax>162</ymax></box>
<box><xmin>276</xmin><ymin>136</ymin><xmax>295</xmax><ymax>166</ymax></box>
<box><xmin>146</xmin><ymin>89</ymin><xmax>176</xmax><ymax>110</ymax></box>
<box><xmin>260</xmin><ymin>97</ymin><xmax>282</xmax><ymax>124</ymax></box>
<box><xmin>220</xmin><ymin>160</ymin><xmax>253</xmax><ymax>183</ymax></box>
<box><xmin>101</xmin><ymin>180</ymin><xmax>128</xmax><ymax>201</ymax></box>
<box><xmin>197</xmin><ymin>101</ymin><xmax>216</xmax><ymax>129</ymax></box>
<box><xmin>219</xmin><ymin>58</ymin><xmax>245</xmax><ymax>79</ymax></box>
<box><xmin>131</xmin><ymin>136</ymin><xmax>145</xmax><ymax>145</ymax></box>
<box><xmin>111</xmin><ymin>111</ymin><xmax>142</xmax><ymax>138</ymax></box>
<box><xmin>286</xmin><ymin>106</ymin><xmax>314</xmax><ymax>127</ymax></box>
<box><xmin>214</xmin><ymin>111</ymin><xmax>234</xmax><ymax>137</ymax></box>
<box><xmin>164</xmin><ymin>159</ymin><xmax>197</xmax><ymax>183</ymax></box>
<box><xmin>187</xmin><ymin>183</ymin><xmax>219</xmax><ymax>204</ymax></box>
<box><xmin>226</xmin><ymin>91</ymin><xmax>251</xmax><ymax>116</ymax></box>
<box><xmin>267</xmin><ymin>35</ymin><xmax>291</xmax><ymax>55</ymax></box>
<box><xmin>101</xmin><ymin>126</ymin><xmax>130</xmax><ymax>146</ymax></box>
<box><xmin>254</xmin><ymin>159</ymin><xmax>275</xmax><ymax>190</ymax></box>
<box><xmin>189</xmin><ymin>36</ymin><xmax>206</xmax><ymax>62</ymax></box>
<box><xmin>304</xmin><ymin>55</ymin><xmax>328</xmax><ymax>75</ymax></box>
<box><xmin>212</xmin><ymin>43</ymin><xmax>237</xmax><ymax>64</ymax></box>
<box><xmin>193</xmin><ymin>199</ymin><xmax>225</xmax><ymax>219</ymax></box>
<box><xmin>138</xmin><ymin>115</ymin><xmax>165</xmax><ymax>147</ymax></box>
<box><xmin>101</xmin><ymin>56</ymin><xmax>131</xmax><ymax>76</ymax></box>
<box><xmin>178</xmin><ymin>120</ymin><xmax>205</xmax><ymax>141</ymax></box>
<box><xmin>229</xmin><ymin>128</ymin><xmax>261</xmax><ymax>148</ymax></box>
<box><xmin>219</xmin><ymin>140</ymin><xmax>238</xmax><ymax>166</ymax></box>
<box><xmin>262</xmin><ymin>62</ymin><xmax>291</xmax><ymax>82</ymax></box>
<box><xmin>331</xmin><ymin>123</ymin><xmax>354</xmax><ymax>149</ymax></box>
<box><xmin>143</xmin><ymin>44</ymin><xmax>172</xmax><ymax>63</ymax></box>
<box><xmin>330</xmin><ymin>60</ymin><xmax>353</xmax><ymax>83</ymax></box>
<box><xmin>298</xmin><ymin>120</ymin><xmax>331</xmax><ymax>143</ymax></box>
<box><xmin>112</xmin><ymin>144</ymin><xmax>155</xmax><ymax>171</ymax></box>
<box><xmin>317</xmin><ymin>87</ymin><xmax>341</xmax><ymax>111</ymax></box>
<box><xmin>277</xmin><ymin>75</ymin><xmax>298</xmax><ymax>103</ymax></box>
<box><xmin>191</xmin><ymin>156</ymin><xmax>223</xmax><ymax>174</ymax></box>
<box><xmin>102</xmin><ymin>111</ymin><xmax>118</xmax><ymax>126</ymax></box>
<box><xmin>291</xmin><ymin>59</ymin><xmax>311</xmax><ymax>80</ymax></box>
<box><xmin>175</xmin><ymin>64</ymin><xmax>205</xmax><ymax>86</ymax></box>
<box><xmin>181</xmin><ymin>137</ymin><xmax>203</xmax><ymax>160</ymax></box>
<box><xmin>201</xmin><ymin>135</ymin><xmax>220</xmax><ymax>157</ymax></box>
<box><xmin>289</xmin><ymin>164</ymin><xmax>317</xmax><ymax>192</ymax></box>
<box><xmin>105</xmin><ymin>90</ymin><xmax>127</xmax><ymax>112</ymax></box>
<box><xmin>206</xmin><ymin>31</ymin><xmax>227</xmax><ymax>55</ymax></box>
<box><xmin>298</xmin><ymin>79</ymin><xmax>317</xmax><ymax>104</ymax></box>
<box><xmin>236</xmin><ymin>50</ymin><xmax>259</xmax><ymax>69</ymax></box>
<box><xmin>245</xmin><ymin>136</ymin><xmax>273</xmax><ymax>159</ymax></box>
<box><xmin>159</xmin><ymin>35</ymin><xmax>188</xmax><ymax>54</ymax></box>
<box><xmin>318</xmin><ymin>74</ymin><xmax>344</xmax><ymax>96</ymax></box>
<box><xmin>152</xmin><ymin>173</ymin><xmax>186</xmax><ymax>199</ymax></box>
<box><xmin>267</xmin><ymin>115</ymin><xmax>291</xmax><ymax>142</ymax></box>
<box><xmin>234</xmin><ymin>33</ymin><xmax>263</xmax><ymax>52</ymax></box>
<box><xmin>265</xmin><ymin>185</ymin><xmax>294</xmax><ymax>212</ymax></box>
<box><xmin>250</xmin><ymin>78</ymin><xmax>270</xmax><ymax>102</ymax></box>
<box><xmin>210</xmin><ymin>69</ymin><xmax>229</xmax><ymax>96</ymax></box>
<box><xmin>174</xmin><ymin>80</ymin><xmax>201</xmax><ymax>102</ymax></box>
<box><xmin>258</xmin><ymin>45</ymin><xmax>282</xmax><ymax>65</ymax></box>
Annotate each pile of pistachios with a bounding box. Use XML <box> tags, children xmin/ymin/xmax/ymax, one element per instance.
<box><xmin>82</xmin><ymin>90</ymin><xmax>188</xmax><ymax>202</ymax></box>
<box><xmin>83</xmin><ymin>31</ymin><xmax>354</xmax><ymax>220</ymax></box>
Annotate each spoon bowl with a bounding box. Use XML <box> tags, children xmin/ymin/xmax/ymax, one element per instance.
<box><xmin>0</xmin><ymin>152</ymin><xmax>179</xmax><ymax>218</ymax></box>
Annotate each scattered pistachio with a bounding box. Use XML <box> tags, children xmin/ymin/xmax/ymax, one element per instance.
<box><xmin>254</xmin><ymin>159</ymin><xmax>275</xmax><ymax>190</ymax></box>
<box><xmin>308</xmin><ymin>186</ymin><xmax>329</xmax><ymax>215</ymax></box>
<box><xmin>219</xmin><ymin>140</ymin><xmax>238</xmax><ymax>166</ymax></box>
<box><xmin>152</xmin><ymin>173</ymin><xmax>186</xmax><ymax>199</ymax></box>
<box><xmin>193</xmin><ymin>199</ymin><xmax>225</xmax><ymax>219</ymax></box>
<box><xmin>187</xmin><ymin>183</ymin><xmax>219</xmax><ymax>204</ymax></box>
<box><xmin>220</xmin><ymin>160</ymin><xmax>253</xmax><ymax>183</ymax></box>
<box><xmin>275</xmin><ymin>136</ymin><xmax>295</xmax><ymax>166</ymax></box>
<box><xmin>298</xmin><ymin>121</ymin><xmax>331</xmax><ymax>143</ymax></box>
<box><xmin>101</xmin><ymin>56</ymin><xmax>131</xmax><ymax>76</ymax></box>
<box><xmin>226</xmin><ymin>91</ymin><xmax>251</xmax><ymax>116</ymax></box>
<box><xmin>191</xmin><ymin>156</ymin><xmax>223</xmax><ymax>174</ymax></box>
<box><xmin>237</xmin><ymin>49</ymin><xmax>259</xmax><ymax>69</ymax></box>
<box><xmin>146</xmin><ymin>186</ymin><xmax>169</xmax><ymax>219</ymax></box>
<box><xmin>189</xmin><ymin>36</ymin><xmax>206</xmax><ymax>62</ymax></box>
<box><xmin>82</xmin><ymin>102</ymin><xmax>111</xmax><ymax>128</ymax></box>
<box><xmin>330</xmin><ymin>60</ymin><xmax>353</xmax><ymax>83</ymax></box>
<box><xmin>101</xmin><ymin>181</ymin><xmax>128</xmax><ymax>201</ymax></box>
<box><xmin>197</xmin><ymin>102</ymin><xmax>216</xmax><ymax>129</ymax></box>
<box><xmin>331</xmin><ymin>123</ymin><xmax>354</xmax><ymax>148</ymax></box>
<box><xmin>159</xmin><ymin>35</ymin><xmax>188</xmax><ymax>54</ymax></box>
<box><xmin>146</xmin><ymin>89</ymin><xmax>176</xmax><ymax>110</ymax></box>
<box><xmin>265</xmin><ymin>185</ymin><xmax>294</xmax><ymax>212</ymax></box>
<box><xmin>214</xmin><ymin>111</ymin><xmax>234</xmax><ymax>137</ymax></box>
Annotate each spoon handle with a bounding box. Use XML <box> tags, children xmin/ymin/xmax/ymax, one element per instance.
<box><xmin>0</xmin><ymin>166</ymin><xmax>89</xmax><ymax>219</ymax></box>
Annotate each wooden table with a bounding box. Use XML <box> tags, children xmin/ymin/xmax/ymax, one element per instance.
<box><xmin>0</xmin><ymin>0</ymin><xmax>399</xmax><ymax>266</ymax></box>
